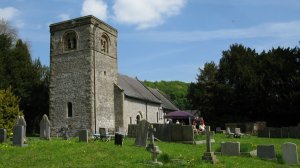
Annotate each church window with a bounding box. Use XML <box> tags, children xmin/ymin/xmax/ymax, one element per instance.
<box><xmin>100</xmin><ymin>34</ymin><xmax>109</xmax><ymax>53</ymax></box>
<box><xmin>67</xmin><ymin>102</ymin><xmax>73</xmax><ymax>117</ymax></box>
<box><xmin>136</xmin><ymin>115</ymin><xmax>140</xmax><ymax>124</ymax></box>
<box><xmin>63</xmin><ymin>31</ymin><xmax>77</xmax><ymax>51</ymax></box>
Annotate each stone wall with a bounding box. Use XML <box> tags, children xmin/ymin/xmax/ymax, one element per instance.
<box><xmin>123</xmin><ymin>97</ymin><xmax>163</xmax><ymax>131</ymax></box>
<box><xmin>127</xmin><ymin>124</ymin><xmax>194</xmax><ymax>142</ymax></box>
<box><xmin>49</xmin><ymin>16</ymin><xmax>118</xmax><ymax>136</ymax></box>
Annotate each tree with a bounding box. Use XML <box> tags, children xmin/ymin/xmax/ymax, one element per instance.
<box><xmin>188</xmin><ymin>44</ymin><xmax>300</xmax><ymax>127</ymax></box>
<box><xmin>0</xmin><ymin>87</ymin><xmax>23</xmax><ymax>135</ymax></box>
<box><xmin>0</xmin><ymin>20</ymin><xmax>49</xmax><ymax>133</ymax></box>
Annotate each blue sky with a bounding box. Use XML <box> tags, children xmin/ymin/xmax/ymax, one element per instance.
<box><xmin>1</xmin><ymin>0</ymin><xmax>300</xmax><ymax>82</ymax></box>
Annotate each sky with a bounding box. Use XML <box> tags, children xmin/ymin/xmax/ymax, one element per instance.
<box><xmin>0</xmin><ymin>0</ymin><xmax>300</xmax><ymax>82</ymax></box>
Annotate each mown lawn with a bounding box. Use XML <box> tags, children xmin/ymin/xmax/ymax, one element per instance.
<box><xmin>0</xmin><ymin>134</ymin><xmax>299</xmax><ymax>167</ymax></box>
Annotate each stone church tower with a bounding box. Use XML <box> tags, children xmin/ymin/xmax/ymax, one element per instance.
<box><xmin>49</xmin><ymin>15</ymin><xmax>118</xmax><ymax>135</ymax></box>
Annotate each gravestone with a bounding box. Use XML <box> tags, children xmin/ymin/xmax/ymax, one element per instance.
<box><xmin>281</xmin><ymin>127</ymin><xmax>289</xmax><ymax>138</ymax></box>
<box><xmin>257</xmin><ymin>127</ymin><xmax>269</xmax><ymax>138</ymax></box>
<box><xmin>182</xmin><ymin>125</ymin><xmax>194</xmax><ymax>141</ymax></box>
<box><xmin>127</xmin><ymin>124</ymin><xmax>137</xmax><ymax>138</ymax></box>
<box><xmin>282</xmin><ymin>142</ymin><xmax>299</xmax><ymax>165</ymax></box>
<box><xmin>171</xmin><ymin>124</ymin><xmax>183</xmax><ymax>141</ymax></box>
<box><xmin>16</xmin><ymin>116</ymin><xmax>27</xmax><ymax>141</ymax></box>
<box><xmin>78</xmin><ymin>129</ymin><xmax>88</xmax><ymax>143</ymax></box>
<box><xmin>221</xmin><ymin>142</ymin><xmax>240</xmax><ymax>156</ymax></box>
<box><xmin>40</xmin><ymin>114</ymin><xmax>51</xmax><ymax>140</ymax></box>
<box><xmin>13</xmin><ymin>125</ymin><xmax>27</xmax><ymax>146</ymax></box>
<box><xmin>257</xmin><ymin>145</ymin><xmax>276</xmax><ymax>160</ymax></box>
<box><xmin>0</xmin><ymin>128</ymin><xmax>7</xmax><ymax>143</ymax></box>
<box><xmin>269</xmin><ymin>127</ymin><xmax>282</xmax><ymax>138</ymax></box>
<box><xmin>202</xmin><ymin>126</ymin><xmax>218</xmax><ymax>164</ymax></box>
<box><xmin>134</xmin><ymin>120</ymin><xmax>150</xmax><ymax>147</ymax></box>
<box><xmin>147</xmin><ymin>124</ymin><xmax>163</xmax><ymax>166</ymax></box>
<box><xmin>115</xmin><ymin>133</ymin><xmax>123</xmax><ymax>146</ymax></box>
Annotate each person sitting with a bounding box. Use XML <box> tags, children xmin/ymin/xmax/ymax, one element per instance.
<box><xmin>198</xmin><ymin>117</ymin><xmax>206</xmax><ymax>132</ymax></box>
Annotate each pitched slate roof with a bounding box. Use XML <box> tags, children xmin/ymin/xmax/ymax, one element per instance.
<box><xmin>118</xmin><ymin>74</ymin><xmax>161</xmax><ymax>104</ymax></box>
<box><xmin>148</xmin><ymin>88</ymin><xmax>179</xmax><ymax>111</ymax></box>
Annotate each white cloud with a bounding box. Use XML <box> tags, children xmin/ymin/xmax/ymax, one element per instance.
<box><xmin>0</xmin><ymin>7</ymin><xmax>20</xmax><ymax>21</ymax></box>
<box><xmin>113</xmin><ymin>0</ymin><xmax>187</xmax><ymax>29</ymax></box>
<box><xmin>58</xmin><ymin>13</ymin><xmax>70</xmax><ymax>21</ymax></box>
<box><xmin>128</xmin><ymin>20</ymin><xmax>300</xmax><ymax>42</ymax></box>
<box><xmin>81</xmin><ymin>0</ymin><xmax>108</xmax><ymax>21</ymax></box>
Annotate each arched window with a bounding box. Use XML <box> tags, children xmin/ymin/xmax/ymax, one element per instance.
<box><xmin>100</xmin><ymin>34</ymin><xmax>109</xmax><ymax>53</ymax></box>
<box><xmin>63</xmin><ymin>31</ymin><xmax>77</xmax><ymax>51</ymax></box>
<box><xmin>136</xmin><ymin>115</ymin><xmax>140</xmax><ymax>124</ymax></box>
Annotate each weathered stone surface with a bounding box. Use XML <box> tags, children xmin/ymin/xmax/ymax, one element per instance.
<box><xmin>257</xmin><ymin>128</ymin><xmax>270</xmax><ymax>138</ymax></box>
<box><xmin>40</xmin><ymin>114</ymin><xmax>51</xmax><ymax>140</ymax></box>
<box><xmin>0</xmin><ymin>128</ymin><xmax>7</xmax><ymax>143</ymax></box>
<box><xmin>282</xmin><ymin>142</ymin><xmax>299</xmax><ymax>165</ymax></box>
<box><xmin>171</xmin><ymin>124</ymin><xmax>182</xmax><ymax>141</ymax></box>
<box><xmin>134</xmin><ymin>120</ymin><xmax>149</xmax><ymax>147</ymax></box>
<box><xmin>281</xmin><ymin>127</ymin><xmax>289</xmax><ymax>138</ymax></box>
<box><xmin>127</xmin><ymin>124</ymin><xmax>137</xmax><ymax>138</ymax></box>
<box><xmin>257</xmin><ymin>145</ymin><xmax>276</xmax><ymax>160</ymax></box>
<box><xmin>269</xmin><ymin>127</ymin><xmax>282</xmax><ymax>138</ymax></box>
<box><xmin>16</xmin><ymin>116</ymin><xmax>27</xmax><ymax>141</ymax></box>
<box><xmin>182</xmin><ymin>125</ymin><xmax>194</xmax><ymax>141</ymax></box>
<box><xmin>221</xmin><ymin>142</ymin><xmax>240</xmax><ymax>156</ymax></box>
<box><xmin>13</xmin><ymin>125</ymin><xmax>27</xmax><ymax>147</ymax></box>
<box><xmin>78</xmin><ymin>129</ymin><xmax>89</xmax><ymax>143</ymax></box>
<box><xmin>49</xmin><ymin>15</ymin><xmax>118</xmax><ymax>136</ymax></box>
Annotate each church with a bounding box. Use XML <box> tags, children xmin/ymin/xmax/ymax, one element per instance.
<box><xmin>49</xmin><ymin>15</ymin><xmax>178</xmax><ymax>135</ymax></box>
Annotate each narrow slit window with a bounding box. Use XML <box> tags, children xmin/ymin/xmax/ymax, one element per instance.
<box><xmin>67</xmin><ymin>102</ymin><xmax>72</xmax><ymax>117</ymax></box>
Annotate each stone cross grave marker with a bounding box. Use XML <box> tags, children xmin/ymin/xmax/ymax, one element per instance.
<box><xmin>257</xmin><ymin>145</ymin><xmax>277</xmax><ymax>160</ymax></box>
<box><xmin>221</xmin><ymin>142</ymin><xmax>240</xmax><ymax>156</ymax></box>
<box><xmin>202</xmin><ymin>126</ymin><xmax>218</xmax><ymax>164</ymax></box>
<box><xmin>13</xmin><ymin>125</ymin><xmax>27</xmax><ymax>146</ymax></box>
<box><xmin>134</xmin><ymin>120</ymin><xmax>149</xmax><ymax>147</ymax></box>
<box><xmin>0</xmin><ymin>128</ymin><xmax>7</xmax><ymax>143</ymax></box>
<box><xmin>282</xmin><ymin>142</ymin><xmax>299</xmax><ymax>165</ymax></box>
<box><xmin>40</xmin><ymin>114</ymin><xmax>51</xmax><ymax>140</ymax></box>
<box><xmin>147</xmin><ymin>124</ymin><xmax>163</xmax><ymax>166</ymax></box>
<box><xmin>78</xmin><ymin>129</ymin><xmax>89</xmax><ymax>143</ymax></box>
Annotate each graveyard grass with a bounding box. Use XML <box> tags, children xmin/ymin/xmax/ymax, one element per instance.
<box><xmin>0</xmin><ymin>134</ymin><xmax>299</xmax><ymax>168</ymax></box>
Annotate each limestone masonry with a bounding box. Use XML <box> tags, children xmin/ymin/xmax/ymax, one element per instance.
<box><xmin>49</xmin><ymin>15</ymin><xmax>177</xmax><ymax>136</ymax></box>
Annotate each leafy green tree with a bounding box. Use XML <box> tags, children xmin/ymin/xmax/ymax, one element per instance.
<box><xmin>143</xmin><ymin>80</ymin><xmax>190</xmax><ymax>110</ymax></box>
<box><xmin>0</xmin><ymin>20</ymin><xmax>49</xmax><ymax>133</ymax></box>
<box><xmin>188</xmin><ymin>44</ymin><xmax>300</xmax><ymax>127</ymax></box>
<box><xmin>0</xmin><ymin>87</ymin><xmax>23</xmax><ymax>135</ymax></box>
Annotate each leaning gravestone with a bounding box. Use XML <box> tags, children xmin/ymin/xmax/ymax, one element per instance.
<box><xmin>221</xmin><ymin>142</ymin><xmax>240</xmax><ymax>156</ymax></box>
<box><xmin>13</xmin><ymin>125</ymin><xmax>27</xmax><ymax>146</ymax></box>
<box><xmin>257</xmin><ymin>145</ymin><xmax>276</xmax><ymax>160</ymax></box>
<box><xmin>0</xmin><ymin>128</ymin><xmax>7</xmax><ymax>143</ymax></box>
<box><xmin>40</xmin><ymin>114</ymin><xmax>51</xmax><ymax>140</ymax></box>
<box><xmin>282</xmin><ymin>142</ymin><xmax>299</xmax><ymax>165</ymax></box>
<box><xmin>134</xmin><ymin>120</ymin><xmax>150</xmax><ymax>147</ymax></box>
<box><xmin>78</xmin><ymin>129</ymin><xmax>88</xmax><ymax>143</ymax></box>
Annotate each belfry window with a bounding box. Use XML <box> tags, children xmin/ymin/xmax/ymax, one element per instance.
<box><xmin>63</xmin><ymin>31</ymin><xmax>77</xmax><ymax>51</ymax></box>
<box><xmin>100</xmin><ymin>34</ymin><xmax>109</xmax><ymax>53</ymax></box>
